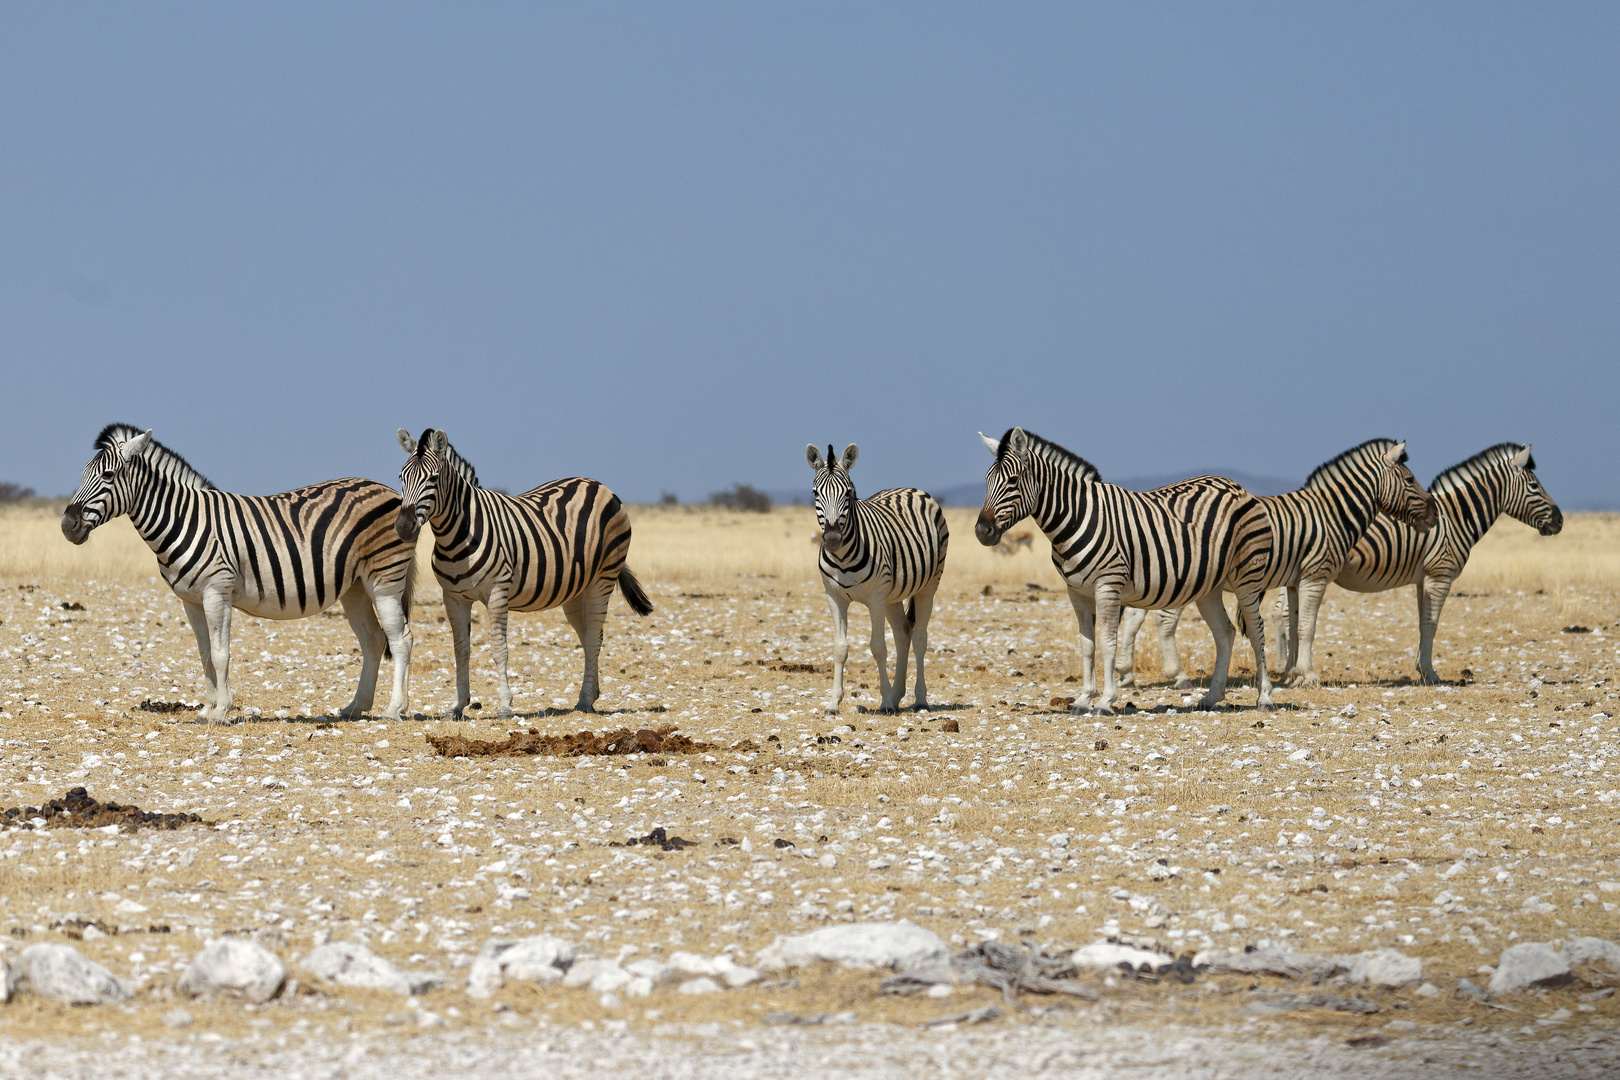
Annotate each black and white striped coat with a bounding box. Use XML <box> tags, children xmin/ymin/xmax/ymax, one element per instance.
<box><xmin>395</xmin><ymin>428</ymin><xmax>652</xmax><ymax>718</ymax></box>
<box><xmin>808</xmin><ymin>444</ymin><xmax>948</xmax><ymax>714</ymax></box>
<box><xmin>1119</xmin><ymin>438</ymin><xmax>1437</xmax><ymax>690</ymax></box>
<box><xmin>1335</xmin><ymin>442</ymin><xmax>1561</xmax><ymax>683</ymax></box>
<box><xmin>975</xmin><ymin>427</ymin><xmax>1274</xmax><ymax>712</ymax></box>
<box><xmin>61</xmin><ymin>424</ymin><xmax>416</xmax><ymax>723</ymax></box>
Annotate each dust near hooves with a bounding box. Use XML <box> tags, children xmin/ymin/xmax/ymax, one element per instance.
<box><xmin>0</xmin><ymin>786</ymin><xmax>208</xmax><ymax>830</ymax></box>
<box><xmin>423</xmin><ymin>724</ymin><xmax>761</xmax><ymax>758</ymax></box>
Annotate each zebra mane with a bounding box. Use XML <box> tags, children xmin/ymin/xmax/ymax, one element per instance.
<box><xmin>1303</xmin><ymin>438</ymin><xmax>1402</xmax><ymax>490</ymax></box>
<box><xmin>94</xmin><ymin>423</ymin><xmax>215</xmax><ymax>490</ymax></box>
<box><xmin>1429</xmin><ymin>443</ymin><xmax>1531</xmax><ymax>493</ymax></box>
<box><xmin>422</xmin><ymin>429</ymin><xmax>479</xmax><ymax>489</ymax></box>
<box><xmin>999</xmin><ymin>429</ymin><xmax>1103</xmax><ymax>483</ymax></box>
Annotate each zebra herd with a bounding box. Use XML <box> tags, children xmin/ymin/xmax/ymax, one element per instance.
<box><xmin>56</xmin><ymin>423</ymin><xmax>1562</xmax><ymax>724</ymax></box>
<box><xmin>812</xmin><ymin>429</ymin><xmax>1561</xmax><ymax>717</ymax></box>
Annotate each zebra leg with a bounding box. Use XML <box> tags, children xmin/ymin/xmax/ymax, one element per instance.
<box><xmin>572</xmin><ymin>582</ymin><xmax>612</xmax><ymax>712</ymax></box>
<box><xmin>886</xmin><ymin>601</ymin><xmax>911</xmax><ymax>712</ymax></box>
<box><xmin>1279</xmin><ymin>588</ymin><xmax>1300</xmax><ymax>680</ymax></box>
<box><xmin>868</xmin><ymin>602</ymin><xmax>895</xmax><ymax>712</ymax></box>
<box><xmin>909</xmin><ymin>590</ymin><xmax>936</xmax><ymax>710</ymax></box>
<box><xmin>1417</xmin><ymin>574</ymin><xmax>1452</xmax><ymax>684</ymax></box>
<box><xmin>1193</xmin><ymin>592</ymin><xmax>1236</xmax><ymax>709</ymax></box>
<box><xmin>1286</xmin><ymin>578</ymin><xmax>1329</xmax><ymax>688</ymax></box>
<box><xmin>1065</xmin><ymin>587</ymin><xmax>1098</xmax><ymax>708</ymax></box>
<box><xmin>444</xmin><ymin>592</ymin><xmax>475</xmax><ymax>720</ymax></box>
<box><xmin>372</xmin><ymin>587</ymin><xmax>412</xmax><ymax>721</ymax></box>
<box><xmin>1157</xmin><ymin>608</ymin><xmax>1190</xmax><ymax>689</ymax></box>
<box><xmin>825</xmin><ymin>592</ymin><xmax>851</xmax><ymax>715</ymax></box>
<box><xmin>181</xmin><ymin>599</ymin><xmax>219</xmax><ymax>723</ymax></box>
<box><xmin>201</xmin><ymin>588</ymin><xmax>236</xmax><ymax>724</ymax></box>
<box><xmin>1115</xmin><ymin>606</ymin><xmax>1144</xmax><ymax>687</ymax></box>
<box><xmin>487</xmin><ymin>584</ymin><xmax>515</xmax><ymax>718</ymax></box>
<box><xmin>1093</xmin><ymin>587</ymin><xmax>1123</xmax><ymax>712</ymax></box>
<box><xmin>338</xmin><ymin>581</ymin><xmax>386</xmax><ymax>718</ymax></box>
<box><xmin>1234</xmin><ymin>589</ymin><xmax>1273</xmax><ymax>709</ymax></box>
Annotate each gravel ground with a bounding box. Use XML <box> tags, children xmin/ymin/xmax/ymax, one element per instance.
<box><xmin>1</xmin><ymin>507</ymin><xmax>1617</xmax><ymax>1075</ymax></box>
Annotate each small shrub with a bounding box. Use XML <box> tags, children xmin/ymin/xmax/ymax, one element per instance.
<box><xmin>709</xmin><ymin>483</ymin><xmax>772</xmax><ymax>513</ymax></box>
<box><xmin>0</xmin><ymin>483</ymin><xmax>35</xmax><ymax>503</ymax></box>
<box><xmin>659</xmin><ymin>491</ymin><xmax>679</xmax><ymax>506</ymax></box>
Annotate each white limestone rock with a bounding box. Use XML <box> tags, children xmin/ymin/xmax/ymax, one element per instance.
<box><xmin>678</xmin><ymin>976</ymin><xmax>721</xmax><ymax>995</ymax></box>
<box><xmin>16</xmin><ymin>943</ymin><xmax>132</xmax><ymax>1004</ymax></box>
<box><xmin>623</xmin><ymin>958</ymin><xmax>674</xmax><ymax>986</ymax></box>
<box><xmin>177</xmin><ymin>937</ymin><xmax>286</xmax><ymax>1003</ymax></box>
<box><xmin>755</xmin><ymin>921</ymin><xmax>948</xmax><ymax>972</ymax></box>
<box><xmin>466</xmin><ymin>936</ymin><xmax>574</xmax><ymax>998</ymax></box>
<box><xmin>1565</xmin><ymin>937</ymin><xmax>1620</xmax><ymax>977</ymax></box>
<box><xmin>1071</xmin><ymin>942</ymin><xmax>1175</xmax><ymax>972</ymax></box>
<box><xmin>1193</xmin><ymin>947</ymin><xmax>1343</xmax><ymax>981</ymax></box>
<box><xmin>561</xmin><ymin>958</ymin><xmax>632</xmax><ymax>994</ymax></box>
<box><xmin>1488</xmin><ymin>943</ymin><xmax>1572</xmax><ymax>995</ymax></box>
<box><xmin>1338</xmin><ymin>948</ymin><xmax>1423</xmax><ymax>989</ymax></box>
<box><xmin>302</xmin><ymin>941</ymin><xmax>435</xmax><ymax>996</ymax></box>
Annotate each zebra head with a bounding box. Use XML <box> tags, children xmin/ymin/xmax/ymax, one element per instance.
<box><xmin>806</xmin><ymin>443</ymin><xmax>858</xmax><ymax>547</ymax></box>
<box><xmin>1373</xmin><ymin>440</ymin><xmax>1438</xmax><ymax>532</ymax></box>
<box><xmin>1504</xmin><ymin>444</ymin><xmax>1563</xmax><ymax>536</ymax></box>
<box><xmin>61</xmin><ymin>427</ymin><xmax>153</xmax><ymax>545</ymax></box>
<box><xmin>975</xmin><ymin>427</ymin><xmax>1032</xmax><ymax>546</ymax></box>
<box><xmin>395</xmin><ymin>427</ymin><xmax>451</xmax><ymax>542</ymax></box>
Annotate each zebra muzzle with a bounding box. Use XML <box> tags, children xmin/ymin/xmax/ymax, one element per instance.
<box><xmin>974</xmin><ymin>514</ymin><xmax>1003</xmax><ymax>547</ymax></box>
<box><xmin>394</xmin><ymin>508</ymin><xmax>421</xmax><ymax>542</ymax></box>
<box><xmin>60</xmin><ymin>505</ymin><xmax>91</xmax><ymax>545</ymax></box>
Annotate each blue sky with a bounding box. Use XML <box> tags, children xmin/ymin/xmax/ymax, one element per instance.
<box><xmin>3</xmin><ymin>4</ymin><xmax>1616</xmax><ymax>507</ymax></box>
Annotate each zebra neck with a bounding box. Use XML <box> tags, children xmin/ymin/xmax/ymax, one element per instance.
<box><xmin>125</xmin><ymin>466</ymin><xmax>198</xmax><ymax>549</ymax></box>
<box><xmin>1028</xmin><ymin>463</ymin><xmax>1092</xmax><ymax>538</ymax></box>
<box><xmin>427</xmin><ymin>474</ymin><xmax>481</xmax><ymax>544</ymax></box>
<box><xmin>1431</xmin><ymin>479</ymin><xmax>1501</xmax><ymax>550</ymax></box>
<box><xmin>822</xmin><ymin>505</ymin><xmax>870</xmax><ymax>564</ymax></box>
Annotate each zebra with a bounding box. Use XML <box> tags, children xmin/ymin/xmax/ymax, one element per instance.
<box><xmin>807</xmin><ymin>444</ymin><xmax>948</xmax><ymax>714</ymax></box>
<box><xmin>1334</xmin><ymin>442</ymin><xmax>1561</xmax><ymax>684</ymax></box>
<box><xmin>61</xmin><ymin>424</ymin><xmax>415</xmax><ymax>723</ymax></box>
<box><xmin>1117</xmin><ymin>438</ymin><xmax>1438</xmax><ymax>689</ymax></box>
<box><xmin>394</xmin><ymin>428</ymin><xmax>653</xmax><ymax>718</ymax></box>
<box><xmin>976</xmin><ymin>427</ymin><xmax>1274</xmax><ymax>712</ymax></box>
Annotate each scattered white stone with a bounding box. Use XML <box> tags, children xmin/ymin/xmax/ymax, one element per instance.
<box><xmin>1194</xmin><ymin>947</ymin><xmax>1342</xmax><ymax>981</ymax></box>
<box><xmin>1046</xmin><ymin>833</ymin><xmax>1069</xmax><ymax>849</ymax></box>
<box><xmin>1287</xmin><ymin>749</ymin><xmax>1313</xmax><ymax>763</ymax></box>
<box><xmin>1339</xmin><ymin>948</ymin><xmax>1422</xmax><ymax>989</ymax></box>
<box><xmin>177</xmin><ymin>936</ymin><xmax>286</xmax><ymax>1003</ymax></box>
<box><xmin>162</xmin><ymin>1008</ymin><xmax>194</xmax><ymax>1028</ymax></box>
<box><xmin>15</xmin><ymin>943</ymin><xmax>132</xmax><ymax>1004</ymax></box>
<box><xmin>466</xmin><ymin>936</ymin><xmax>574</xmax><ymax>998</ymax></box>
<box><xmin>927</xmin><ymin>983</ymin><xmax>955</xmax><ymax>998</ymax></box>
<box><xmin>260</xmin><ymin>776</ymin><xmax>287</xmax><ymax>789</ymax></box>
<box><xmin>113</xmin><ymin>898</ymin><xmax>149</xmax><ymax>916</ymax></box>
<box><xmin>1565</xmin><ymin>937</ymin><xmax>1620</xmax><ymax>975</ymax></box>
<box><xmin>303</xmin><ymin>941</ymin><xmax>435</xmax><ymax>996</ymax></box>
<box><xmin>678</xmin><ymin>976</ymin><xmax>721</xmax><ymax>995</ymax></box>
<box><xmin>1489</xmin><ymin>943</ymin><xmax>1572</xmax><ymax>995</ymax></box>
<box><xmin>1071</xmin><ymin>942</ymin><xmax>1174</xmax><ymax>971</ymax></box>
<box><xmin>1340</xmin><ymin>704</ymin><xmax>1358</xmax><ymax>718</ymax></box>
<box><xmin>1414</xmin><ymin>982</ymin><xmax>1441</xmax><ymax>998</ymax></box>
<box><xmin>818</xmin><ymin>853</ymin><xmax>838</xmax><ymax>869</ymax></box>
<box><xmin>623</xmin><ymin>958</ymin><xmax>674</xmax><ymax>985</ymax></box>
<box><xmin>755</xmin><ymin>921</ymin><xmax>948</xmax><ymax>972</ymax></box>
<box><xmin>562</xmin><ymin>958</ymin><xmax>633</xmax><ymax>994</ymax></box>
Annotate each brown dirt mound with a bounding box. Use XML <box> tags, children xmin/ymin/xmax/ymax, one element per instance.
<box><xmin>0</xmin><ymin>787</ymin><xmax>207</xmax><ymax>830</ymax></box>
<box><xmin>138</xmin><ymin>699</ymin><xmax>198</xmax><ymax>714</ymax></box>
<box><xmin>425</xmin><ymin>724</ymin><xmax>755</xmax><ymax>758</ymax></box>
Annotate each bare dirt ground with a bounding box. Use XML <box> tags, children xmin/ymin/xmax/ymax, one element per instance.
<box><xmin>1</xmin><ymin>504</ymin><xmax>1617</xmax><ymax>1077</ymax></box>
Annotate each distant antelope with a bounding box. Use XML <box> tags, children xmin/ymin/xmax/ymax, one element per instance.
<box><xmin>995</xmin><ymin>530</ymin><xmax>1033</xmax><ymax>556</ymax></box>
<box><xmin>808</xmin><ymin>443</ymin><xmax>948</xmax><ymax>713</ymax></box>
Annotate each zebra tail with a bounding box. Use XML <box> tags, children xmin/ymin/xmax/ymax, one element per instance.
<box><xmin>619</xmin><ymin>566</ymin><xmax>655</xmax><ymax>617</ymax></box>
<box><xmin>906</xmin><ymin>598</ymin><xmax>916</xmax><ymax>631</ymax></box>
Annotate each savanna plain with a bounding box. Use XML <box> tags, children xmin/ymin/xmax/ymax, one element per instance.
<box><xmin>2</xmin><ymin>503</ymin><xmax>1619</xmax><ymax>1078</ymax></box>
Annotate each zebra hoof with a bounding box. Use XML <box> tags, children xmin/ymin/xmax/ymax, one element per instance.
<box><xmin>1286</xmin><ymin>671</ymin><xmax>1322</xmax><ymax>689</ymax></box>
<box><xmin>497</xmin><ymin>707</ymin><xmax>516</xmax><ymax>720</ymax></box>
<box><xmin>1172</xmin><ymin>677</ymin><xmax>1194</xmax><ymax>690</ymax></box>
<box><xmin>1116</xmin><ymin>673</ymin><xmax>1136</xmax><ymax>687</ymax></box>
<box><xmin>379</xmin><ymin>709</ymin><xmax>404</xmax><ymax>722</ymax></box>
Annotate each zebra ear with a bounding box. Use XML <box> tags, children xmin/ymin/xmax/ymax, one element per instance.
<box><xmin>397</xmin><ymin>429</ymin><xmax>418</xmax><ymax>455</ymax></box>
<box><xmin>841</xmin><ymin>444</ymin><xmax>858</xmax><ymax>471</ymax></box>
<box><xmin>1510</xmin><ymin>444</ymin><xmax>1533</xmax><ymax>469</ymax></box>
<box><xmin>1383</xmin><ymin>441</ymin><xmax>1408</xmax><ymax>466</ymax></box>
<box><xmin>806</xmin><ymin>444</ymin><xmax>825</xmax><ymax>471</ymax></box>
<box><xmin>979</xmin><ymin>432</ymin><xmax>1000</xmax><ymax>456</ymax></box>
<box><xmin>430</xmin><ymin>430</ymin><xmax>449</xmax><ymax>455</ymax></box>
<box><xmin>1007</xmin><ymin>427</ymin><xmax>1030</xmax><ymax>455</ymax></box>
<box><xmin>119</xmin><ymin>430</ymin><xmax>153</xmax><ymax>461</ymax></box>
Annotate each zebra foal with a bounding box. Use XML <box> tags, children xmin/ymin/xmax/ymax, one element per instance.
<box><xmin>1118</xmin><ymin>438</ymin><xmax>1437</xmax><ymax>689</ymax></box>
<box><xmin>1335</xmin><ymin>442</ymin><xmax>1561</xmax><ymax>683</ymax></box>
<box><xmin>61</xmin><ymin>424</ymin><xmax>415</xmax><ymax>723</ymax></box>
<box><xmin>808</xmin><ymin>444</ymin><xmax>948</xmax><ymax>714</ymax></box>
<box><xmin>975</xmin><ymin>428</ymin><xmax>1274</xmax><ymax>712</ymax></box>
<box><xmin>394</xmin><ymin>429</ymin><xmax>653</xmax><ymax>718</ymax></box>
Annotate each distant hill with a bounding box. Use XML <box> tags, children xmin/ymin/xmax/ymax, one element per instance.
<box><xmin>928</xmin><ymin>469</ymin><xmax>1300</xmax><ymax>507</ymax></box>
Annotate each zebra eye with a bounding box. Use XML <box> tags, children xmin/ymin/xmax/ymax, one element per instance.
<box><xmin>100</xmin><ymin>470</ymin><xmax>115</xmax><ymax>481</ymax></box>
